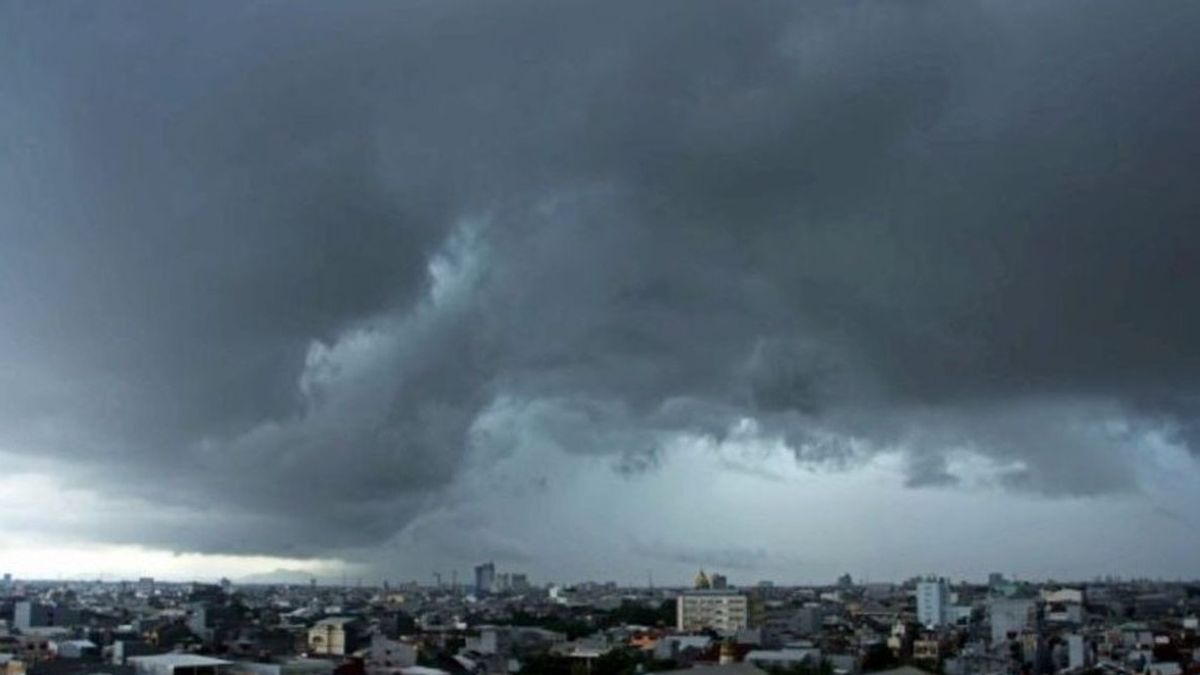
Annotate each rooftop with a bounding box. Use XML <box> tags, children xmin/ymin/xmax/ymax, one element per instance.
<box><xmin>650</xmin><ymin>664</ymin><xmax>766</xmax><ymax>675</ymax></box>
<box><xmin>870</xmin><ymin>667</ymin><xmax>936</xmax><ymax>675</ymax></box>
<box><xmin>128</xmin><ymin>654</ymin><xmax>232</xmax><ymax>668</ymax></box>
<box><xmin>312</xmin><ymin>617</ymin><xmax>358</xmax><ymax>627</ymax></box>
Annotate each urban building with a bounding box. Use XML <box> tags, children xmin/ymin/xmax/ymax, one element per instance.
<box><xmin>677</xmin><ymin>590</ymin><xmax>750</xmax><ymax>634</ymax></box>
<box><xmin>912</xmin><ymin>637</ymin><xmax>942</xmax><ymax>664</ymax></box>
<box><xmin>989</xmin><ymin>597</ymin><xmax>1035</xmax><ymax>644</ymax></box>
<box><xmin>1066</xmin><ymin>634</ymin><xmax>1089</xmax><ymax>670</ymax></box>
<box><xmin>0</xmin><ymin>654</ymin><xmax>25</xmax><ymax>675</ymax></box>
<box><xmin>745</xmin><ymin>647</ymin><xmax>821</xmax><ymax>669</ymax></box>
<box><xmin>229</xmin><ymin>659</ymin><xmax>339</xmax><ymax>675</ymax></box>
<box><xmin>307</xmin><ymin>617</ymin><xmax>362</xmax><ymax>656</ymax></box>
<box><xmin>13</xmin><ymin>602</ymin><xmax>77</xmax><ymax>631</ymax></box>
<box><xmin>129</xmin><ymin>654</ymin><xmax>231</xmax><ymax>675</ymax></box>
<box><xmin>366</xmin><ymin>633</ymin><xmax>418</xmax><ymax>674</ymax></box>
<box><xmin>792</xmin><ymin>605</ymin><xmax>825</xmax><ymax>635</ymax></box>
<box><xmin>474</xmin><ymin>562</ymin><xmax>495</xmax><ymax>595</ymax></box>
<box><xmin>917</xmin><ymin>578</ymin><xmax>948</xmax><ymax>628</ymax></box>
<box><xmin>54</xmin><ymin>639</ymin><xmax>99</xmax><ymax>659</ymax></box>
<box><xmin>14</xmin><ymin>636</ymin><xmax>57</xmax><ymax>664</ymax></box>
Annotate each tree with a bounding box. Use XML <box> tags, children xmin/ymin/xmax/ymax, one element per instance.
<box><xmin>861</xmin><ymin>644</ymin><xmax>900</xmax><ymax>672</ymax></box>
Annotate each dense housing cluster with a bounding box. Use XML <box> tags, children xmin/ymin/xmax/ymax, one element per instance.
<box><xmin>1</xmin><ymin>571</ymin><xmax>1198</xmax><ymax>675</ymax></box>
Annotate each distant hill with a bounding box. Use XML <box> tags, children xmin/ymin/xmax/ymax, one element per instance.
<box><xmin>236</xmin><ymin>568</ymin><xmax>321</xmax><ymax>585</ymax></box>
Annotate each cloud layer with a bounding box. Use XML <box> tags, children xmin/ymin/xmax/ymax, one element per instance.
<box><xmin>2</xmin><ymin>1</ymin><xmax>1199</xmax><ymax>567</ymax></box>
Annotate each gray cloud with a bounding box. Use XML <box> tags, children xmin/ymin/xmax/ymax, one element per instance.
<box><xmin>629</xmin><ymin>539</ymin><xmax>772</xmax><ymax>573</ymax></box>
<box><xmin>1</xmin><ymin>0</ymin><xmax>1199</xmax><ymax>562</ymax></box>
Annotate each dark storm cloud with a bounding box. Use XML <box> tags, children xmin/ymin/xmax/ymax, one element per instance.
<box><xmin>2</xmin><ymin>0</ymin><xmax>1199</xmax><ymax>557</ymax></box>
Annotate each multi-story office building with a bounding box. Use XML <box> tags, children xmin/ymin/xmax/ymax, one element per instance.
<box><xmin>917</xmin><ymin>577</ymin><xmax>948</xmax><ymax>628</ymax></box>
<box><xmin>474</xmin><ymin>562</ymin><xmax>496</xmax><ymax>595</ymax></box>
<box><xmin>676</xmin><ymin>590</ymin><xmax>749</xmax><ymax>634</ymax></box>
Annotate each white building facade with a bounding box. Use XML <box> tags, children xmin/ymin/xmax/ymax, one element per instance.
<box><xmin>677</xmin><ymin>591</ymin><xmax>750</xmax><ymax>634</ymax></box>
<box><xmin>307</xmin><ymin>618</ymin><xmax>360</xmax><ymax>656</ymax></box>
<box><xmin>917</xmin><ymin>578</ymin><xmax>948</xmax><ymax>628</ymax></box>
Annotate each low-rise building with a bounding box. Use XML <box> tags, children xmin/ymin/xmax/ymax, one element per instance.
<box><xmin>306</xmin><ymin>618</ymin><xmax>362</xmax><ymax>656</ymax></box>
<box><xmin>13</xmin><ymin>604</ymin><xmax>77</xmax><ymax>632</ymax></box>
<box><xmin>366</xmin><ymin>634</ymin><xmax>417</xmax><ymax>674</ymax></box>
<box><xmin>745</xmin><ymin>647</ymin><xmax>821</xmax><ymax>669</ymax></box>
<box><xmin>989</xmin><ymin>598</ymin><xmax>1034</xmax><ymax>644</ymax></box>
<box><xmin>128</xmin><ymin>654</ymin><xmax>232</xmax><ymax>675</ymax></box>
<box><xmin>54</xmin><ymin>640</ymin><xmax>98</xmax><ymax>659</ymax></box>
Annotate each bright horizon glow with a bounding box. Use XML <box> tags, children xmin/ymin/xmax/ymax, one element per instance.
<box><xmin>0</xmin><ymin>543</ymin><xmax>348</xmax><ymax>583</ymax></box>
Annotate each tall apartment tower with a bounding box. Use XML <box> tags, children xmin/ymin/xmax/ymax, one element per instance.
<box><xmin>474</xmin><ymin>561</ymin><xmax>496</xmax><ymax>595</ymax></box>
<box><xmin>917</xmin><ymin>577</ymin><xmax>949</xmax><ymax>628</ymax></box>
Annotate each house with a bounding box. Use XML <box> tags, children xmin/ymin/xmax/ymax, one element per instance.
<box><xmin>647</xmin><ymin>663</ymin><xmax>766</xmax><ymax>675</ymax></box>
<box><xmin>53</xmin><ymin>641</ymin><xmax>98</xmax><ymax>659</ymax></box>
<box><xmin>366</xmin><ymin>634</ymin><xmax>417</xmax><ymax>675</ymax></box>
<box><xmin>744</xmin><ymin>647</ymin><xmax>821</xmax><ymax>669</ymax></box>
<box><xmin>307</xmin><ymin>619</ymin><xmax>363</xmax><ymax>657</ymax></box>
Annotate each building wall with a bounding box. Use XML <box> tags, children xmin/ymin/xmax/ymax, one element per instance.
<box><xmin>14</xmin><ymin>603</ymin><xmax>45</xmax><ymax>631</ymax></box>
<box><xmin>917</xmin><ymin>579</ymin><xmax>947</xmax><ymax>628</ymax></box>
<box><xmin>13</xmin><ymin>602</ymin><xmax>76</xmax><ymax>631</ymax></box>
<box><xmin>368</xmin><ymin>634</ymin><xmax>417</xmax><ymax>673</ymax></box>
<box><xmin>308</xmin><ymin>625</ymin><xmax>348</xmax><ymax>656</ymax></box>
<box><xmin>474</xmin><ymin>563</ymin><xmax>495</xmax><ymax>595</ymax></box>
<box><xmin>676</xmin><ymin>592</ymin><xmax>749</xmax><ymax>634</ymax></box>
<box><xmin>913</xmin><ymin>638</ymin><xmax>941</xmax><ymax>663</ymax></box>
<box><xmin>793</xmin><ymin>606</ymin><xmax>825</xmax><ymax>635</ymax></box>
<box><xmin>989</xmin><ymin>598</ymin><xmax>1034</xmax><ymax>644</ymax></box>
<box><xmin>15</xmin><ymin>637</ymin><xmax>53</xmax><ymax>664</ymax></box>
<box><xmin>1067</xmin><ymin>634</ymin><xmax>1087</xmax><ymax>670</ymax></box>
<box><xmin>130</xmin><ymin>660</ymin><xmax>229</xmax><ymax>675</ymax></box>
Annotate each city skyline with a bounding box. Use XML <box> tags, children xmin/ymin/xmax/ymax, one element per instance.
<box><xmin>3</xmin><ymin>569</ymin><xmax>1196</xmax><ymax>589</ymax></box>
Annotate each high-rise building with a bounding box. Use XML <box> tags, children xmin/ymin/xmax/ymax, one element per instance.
<box><xmin>676</xmin><ymin>590</ymin><xmax>749</xmax><ymax>634</ymax></box>
<box><xmin>474</xmin><ymin>561</ymin><xmax>496</xmax><ymax>595</ymax></box>
<box><xmin>917</xmin><ymin>577</ymin><xmax>948</xmax><ymax>628</ymax></box>
<box><xmin>710</xmin><ymin>573</ymin><xmax>728</xmax><ymax>590</ymax></box>
<box><xmin>14</xmin><ymin>601</ymin><xmax>77</xmax><ymax>631</ymax></box>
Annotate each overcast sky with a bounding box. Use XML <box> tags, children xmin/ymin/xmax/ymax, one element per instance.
<box><xmin>2</xmin><ymin>1</ymin><xmax>1200</xmax><ymax>586</ymax></box>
